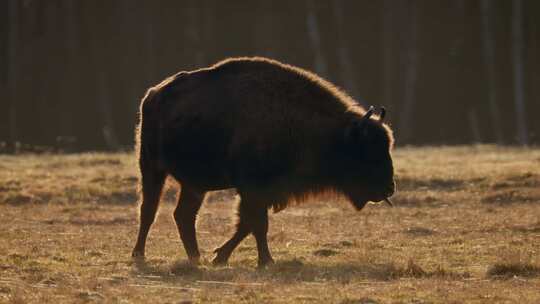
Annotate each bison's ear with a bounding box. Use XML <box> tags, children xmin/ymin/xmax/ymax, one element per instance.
<box><xmin>379</xmin><ymin>106</ymin><xmax>386</xmax><ymax>122</ymax></box>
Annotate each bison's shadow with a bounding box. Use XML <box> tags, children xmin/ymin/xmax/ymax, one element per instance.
<box><xmin>130</xmin><ymin>257</ymin><xmax>431</xmax><ymax>284</ymax></box>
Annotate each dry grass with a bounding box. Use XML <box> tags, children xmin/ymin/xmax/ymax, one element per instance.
<box><xmin>0</xmin><ymin>145</ymin><xmax>539</xmax><ymax>303</ymax></box>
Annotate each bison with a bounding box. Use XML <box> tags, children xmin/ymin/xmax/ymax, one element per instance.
<box><xmin>131</xmin><ymin>57</ymin><xmax>395</xmax><ymax>267</ymax></box>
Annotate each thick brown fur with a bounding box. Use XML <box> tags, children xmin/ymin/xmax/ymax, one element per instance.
<box><xmin>132</xmin><ymin>57</ymin><xmax>395</xmax><ymax>267</ymax></box>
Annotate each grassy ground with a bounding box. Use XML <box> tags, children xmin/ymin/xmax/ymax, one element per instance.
<box><xmin>0</xmin><ymin>145</ymin><xmax>539</xmax><ymax>303</ymax></box>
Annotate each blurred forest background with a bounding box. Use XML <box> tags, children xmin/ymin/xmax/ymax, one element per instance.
<box><xmin>1</xmin><ymin>0</ymin><xmax>539</xmax><ymax>152</ymax></box>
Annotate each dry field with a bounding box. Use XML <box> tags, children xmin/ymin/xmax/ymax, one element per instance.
<box><xmin>0</xmin><ymin>146</ymin><xmax>539</xmax><ymax>303</ymax></box>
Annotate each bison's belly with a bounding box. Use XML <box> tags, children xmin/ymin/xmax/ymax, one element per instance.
<box><xmin>158</xmin><ymin>118</ymin><xmax>234</xmax><ymax>189</ymax></box>
<box><xmin>162</xmin><ymin>144</ymin><xmax>233</xmax><ymax>190</ymax></box>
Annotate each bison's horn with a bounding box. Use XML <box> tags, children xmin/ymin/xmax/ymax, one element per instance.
<box><xmin>379</xmin><ymin>107</ymin><xmax>386</xmax><ymax>122</ymax></box>
<box><xmin>362</xmin><ymin>106</ymin><xmax>375</xmax><ymax>121</ymax></box>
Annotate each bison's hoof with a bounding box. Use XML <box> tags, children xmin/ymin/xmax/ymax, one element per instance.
<box><xmin>212</xmin><ymin>248</ymin><xmax>230</xmax><ymax>266</ymax></box>
<box><xmin>257</xmin><ymin>257</ymin><xmax>275</xmax><ymax>269</ymax></box>
<box><xmin>188</xmin><ymin>256</ymin><xmax>201</xmax><ymax>265</ymax></box>
<box><xmin>211</xmin><ymin>255</ymin><xmax>229</xmax><ymax>266</ymax></box>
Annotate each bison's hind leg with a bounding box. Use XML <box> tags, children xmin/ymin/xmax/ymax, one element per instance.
<box><xmin>132</xmin><ymin>163</ymin><xmax>167</xmax><ymax>258</ymax></box>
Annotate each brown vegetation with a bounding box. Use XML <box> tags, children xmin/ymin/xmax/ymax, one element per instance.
<box><xmin>0</xmin><ymin>145</ymin><xmax>539</xmax><ymax>303</ymax></box>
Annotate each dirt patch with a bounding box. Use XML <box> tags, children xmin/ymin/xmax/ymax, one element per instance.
<box><xmin>0</xmin><ymin>179</ymin><xmax>22</xmax><ymax>192</ymax></box>
<box><xmin>339</xmin><ymin>240</ymin><xmax>354</xmax><ymax>247</ymax></box>
<box><xmin>491</xmin><ymin>173</ymin><xmax>539</xmax><ymax>189</ymax></box>
<box><xmin>90</xmin><ymin>175</ymin><xmax>137</xmax><ymax>186</ymax></box>
<box><xmin>103</xmin><ymin>191</ymin><xmax>138</xmax><ymax>204</ymax></box>
<box><xmin>392</xmin><ymin>193</ymin><xmax>439</xmax><ymax>207</ymax></box>
<box><xmin>1</xmin><ymin>192</ymin><xmax>40</xmax><ymax>205</ymax></box>
<box><xmin>511</xmin><ymin>224</ymin><xmax>540</xmax><ymax>233</ymax></box>
<box><xmin>385</xmin><ymin>259</ymin><xmax>469</xmax><ymax>280</ymax></box>
<box><xmin>313</xmin><ymin>249</ymin><xmax>339</xmax><ymax>257</ymax></box>
<box><xmin>397</xmin><ymin>177</ymin><xmax>467</xmax><ymax>191</ymax></box>
<box><xmin>321</xmin><ymin>241</ymin><xmax>355</xmax><ymax>248</ymax></box>
<box><xmin>77</xmin><ymin>159</ymin><xmax>122</xmax><ymax>167</ymax></box>
<box><xmin>482</xmin><ymin>189</ymin><xmax>538</xmax><ymax>205</ymax></box>
<box><xmin>77</xmin><ymin>291</ymin><xmax>105</xmax><ymax>302</ymax></box>
<box><xmin>340</xmin><ymin>298</ymin><xmax>380</xmax><ymax>304</ymax></box>
<box><xmin>487</xmin><ymin>262</ymin><xmax>540</xmax><ymax>279</ymax></box>
<box><xmin>271</xmin><ymin>259</ymin><xmax>305</xmax><ymax>272</ymax></box>
<box><xmin>43</xmin><ymin>217</ymin><xmax>135</xmax><ymax>226</ymax></box>
<box><xmin>404</xmin><ymin>226</ymin><xmax>436</xmax><ymax>236</ymax></box>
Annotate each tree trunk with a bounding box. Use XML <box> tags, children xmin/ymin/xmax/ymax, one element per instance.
<box><xmin>305</xmin><ymin>0</ymin><xmax>328</xmax><ymax>78</ymax></box>
<box><xmin>398</xmin><ymin>1</ymin><xmax>418</xmax><ymax>143</ymax></box>
<box><xmin>186</xmin><ymin>0</ymin><xmax>204</xmax><ymax>67</ymax></box>
<box><xmin>97</xmin><ymin>71</ymin><xmax>120</xmax><ymax>150</ymax></box>
<box><xmin>7</xmin><ymin>0</ymin><xmax>19</xmax><ymax>153</ymax></box>
<box><xmin>142</xmin><ymin>3</ymin><xmax>157</xmax><ymax>86</ymax></box>
<box><xmin>62</xmin><ymin>0</ymin><xmax>77</xmax><ymax>145</ymax></box>
<box><xmin>527</xmin><ymin>0</ymin><xmax>540</xmax><ymax>143</ymax></box>
<box><xmin>333</xmin><ymin>0</ymin><xmax>359</xmax><ymax>100</ymax></box>
<box><xmin>119</xmin><ymin>0</ymin><xmax>138</xmax><ymax>146</ymax></box>
<box><xmin>512</xmin><ymin>0</ymin><xmax>528</xmax><ymax>145</ymax></box>
<box><xmin>480</xmin><ymin>0</ymin><xmax>503</xmax><ymax>143</ymax></box>
<box><xmin>254</xmin><ymin>2</ymin><xmax>276</xmax><ymax>58</ymax></box>
<box><xmin>381</xmin><ymin>0</ymin><xmax>394</xmax><ymax>110</ymax></box>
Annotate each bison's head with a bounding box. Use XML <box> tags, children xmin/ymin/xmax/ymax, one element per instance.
<box><xmin>335</xmin><ymin>106</ymin><xmax>395</xmax><ymax>210</ymax></box>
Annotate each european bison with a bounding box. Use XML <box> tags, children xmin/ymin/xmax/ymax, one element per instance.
<box><xmin>131</xmin><ymin>57</ymin><xmax>395</xmax><ymax>267</ymax></box>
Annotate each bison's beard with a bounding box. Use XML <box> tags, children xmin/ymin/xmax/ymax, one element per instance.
<box><xmin>346</xmin><ymin>190</ymin><xmax>391</xmax><ymax>210</ymax></box>
<box><xmin>353</xmin><ymin>199</ymin><xmax>369</xmax><ymax>210</ymax></box>
<box><xmin>349</xmin><ymin>196</ymin><xmax>370</xmax><ymax>210</ymax></box>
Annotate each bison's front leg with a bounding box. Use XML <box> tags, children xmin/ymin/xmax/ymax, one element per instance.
<box><xmin>213</xmin><ymin>196</ymin><xmax>274</xmax><ymax>268</ymax></box>
<box><xmin>212</xmin><ymin>218</ymin><xmax>250</xmax><ymax>266</ymax></box>
<box><xmin>174</xmin><ymin>186</ymin><xmax>204</xmax><ymax>264</ymax></box>
<box><xmin>250</xmin><ymin>204</ymin><xmax>274</xmax><ymax>267</ymax></box>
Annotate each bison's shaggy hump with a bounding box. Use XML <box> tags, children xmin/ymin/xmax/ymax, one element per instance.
<box><xmin>211</xmin><ymin>57</ymin><xmax>358</xmax><ymax>107</ymax></box>
<box><xmin>217</xmin><ymin>57</ymin><xmax>367</xmax><ymax>118</ymax></box>
<box><xmin>132</xmin><ymin>56</ymin><xmax>396</xmax><ymax>267</ymax></box>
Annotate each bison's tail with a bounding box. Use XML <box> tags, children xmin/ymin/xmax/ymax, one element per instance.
<box><xmin>135</xmin><ymin>88</ymin><xmax>166</xmax><ymax>194</ymax></box>
<box><xmin>136</xmin><ymin>88</ymin><xmax>162</xmax><ymax>161</ymax></box>
<box><xmin>136</xmin><ymin>89</ymin><xmax>153</xmax><ymax>161</ymax></box>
